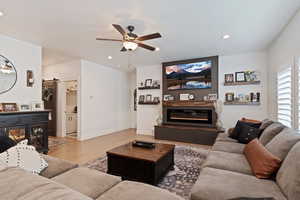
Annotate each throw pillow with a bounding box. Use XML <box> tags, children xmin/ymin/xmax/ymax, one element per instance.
<box><xmin>0</xmin><ymin>139</ymin><xmax>48</xmax><ymax>174</ymax></box>
<box><xmin>244</xmin><ymin>139</ymin><xmax>281</xmax><ymax>179</ymax></box>
<box><xmin>0</xmin><ymin>136</ymin><xmax>16</xmax><ymax>153</ymax></box>
<box><xmin>241</xmin><ymin>118</ymin><xmax>262</xmax><ymax>124</ymax></box>
<box><xmin>230</xmin><ymin>120</ymin><xmax>261</xmax><ymax>139</ymax></box>
<box><xmin>259</xmin><ymin>119</ymin><xmax>274</xmax><ymax>131</ymax></box>
<box><xmin>237</xmin><ymin>123</ymin><xmax>260</xmax><ymax>144</ymax></box>
<box><xmin>259</xmin><ymin>122</ymin><xmax>285</xmax><ymax>146</ymax></box>
<box><xmin>265</xmin><ymin>128</ymin><xmax>300</xmax><ymax>160</ymax></box>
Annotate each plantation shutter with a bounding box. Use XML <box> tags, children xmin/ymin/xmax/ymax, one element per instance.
<box><xmin>277</xmin><ymin>67</ymin><xmax>292</xmax><ymax>127</ymax></box>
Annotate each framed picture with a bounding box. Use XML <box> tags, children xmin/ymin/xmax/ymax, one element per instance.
<box><xmin>145</xmin><ymin>79</ymin><xmax>152</xmax><ymax>87</ymax></box>
<box><xmin>153</xmin><ymin>97</ymin><xmax>160</xmax><ymax>103</ymax></box>
<box><xmin>224</xmin><ymin>74</ymin><xmax>234</xmax><ymax>83</ymax></box>
<box><xmin>146</xmin><ymin>94</ymin><xmax>152</xmax><ymax>102</ymax></box>
<box><xmin>225</xmin><ymin>93</ymin><xmax>235</xmax><ymax>102</ymax></box>
<box><xmin>163</xmin><ymin>95</ymin><xmax>170</xmax><ymax>101</ymax></box>
<box><xmin>19</xmin><ymin>104</ymin><xmax>31</xmax><ymax>111</ymax></box>
<box><xmin>152</xmin><ymin>80</ymin><xmax>160</xmax><ymax>87</ymax></box>
<box><xmin>208</xmin><ymin>93</ymin><xmax>218</xmax><ymax>101</ymax></box>
<box><xmin>235</xmin><ymin>72</ymin><xmax>246</xmax><ymax>82</ymax></box>
<box><xmin>180</xmin><ymin>94</ymin><xmax>190</xmax><ymax>101</ymax></box>
<box><xmin>1</xmin><ymin>103</ymin><xmax>18</xmax><ymax>112</ymax></box>
<box><xmin>250</xmin><ymin>71</ymin><xmax>260</xmax><ymax>81</ymax></box>
<box><xmin>168</xmin><ymin>95</ymin><xmax>175</xmax><ymax>101</ymax></box>
<box><xmin>31</xmin><ymin>101</ymin><xmax>44</xmax><ymax>111</ymax></box>
<box><xmin>139</xmin><ymin>95</ymin><xmax>145</xmax><ymax>103</ymax></box>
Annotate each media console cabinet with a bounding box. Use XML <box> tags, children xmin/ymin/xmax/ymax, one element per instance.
<box><xmin>0</xmin><ymin>110</ymin><xmax>50</xmax><ymax>153</ymax></box>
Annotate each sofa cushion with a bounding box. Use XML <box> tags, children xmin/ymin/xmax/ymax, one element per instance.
<box><xmin>0</xmin><ymin>167</ymin><xmax>92</xmax><ymax>200</ymax></box>
<box><xmin>202</xmin><ymin>151</ymin><xmax>252</xmax><ymax>175</ymax></box>
<box><xmin>259</xmin><ymin>122</ymin><xmax>285</xmax><ymax>145</ymax></box>
<box><xmin>259</xmin><ymin>119</ymin><xmax>274</xmax><ymax>131</ymax></box>
<box><xmin>52</xmin><ymin>167</ymin><xmax>121</xmax><ymax>199</ymax></box>
<box><xmin>96</xmin><ymin>181</ymin><xmax>184</xmax><ymax>200</ymax></box>
<box><xmin>244</xmin><ymin>139</ymin><xmax>281</xmax><ymax>179</ymax></box>
<box><xmin>191</xmin><ymin>168</ymin><xmax>286</xmax><ymax>200</ymax></box>
<box><xmin>212</xmin><ymin>141</ymin><xmax>245</xmax><ymax>154</ymax></box>
<box><xmin>40</xmin><ymin>154</ymin><xmax>78</xmax><ymax>178</ymax></box>
<box><xmin>216</xmin><ymin>132</ymin><xmax>238</xmax><ymax>143</ymax></box>
<box><xmin>265</xmin><ymin>128</ymin><xmax>300</xmax><ymax>160</ymax></box>
<box><xmin>276</xmin><ymin>142</ymin><xmax>300</xmax><ymax>200</ymax></box>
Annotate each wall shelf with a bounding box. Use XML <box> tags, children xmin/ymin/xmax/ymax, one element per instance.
<box><xmin>224</xmin><ymin>81</ymin><xmax>260</xmax><ymax>86</ymax></box>
<box><xmin>138</xmin><ymin>86</ymin><xmax>160</xmax><ymax>90</ymax></box>
<box><xmin>224</xmin><ymin>101</ymin><xmax>261</xmax><ymax>106</ymax></box>
<box><xmin>138</xmin><ymin>101</ymin><xmax>160</xmax><ymax>105</ymax></box>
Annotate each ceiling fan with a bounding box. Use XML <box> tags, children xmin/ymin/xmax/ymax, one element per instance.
<box><xmin>96</xmin><ymin>24</ymin><xmax>162</xmax><ymax>52</ymax></box>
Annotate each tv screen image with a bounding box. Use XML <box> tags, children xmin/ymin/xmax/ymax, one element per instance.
<box><xmin>165</xmin><ymin>60</ymin><xmax>212</xmax><ymax>90</ymax></box>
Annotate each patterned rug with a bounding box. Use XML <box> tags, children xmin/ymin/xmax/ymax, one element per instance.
<box><xmin>83</xmin><ymin>146</ymin><xmax>209</xmax><ymax>199</ymax></box>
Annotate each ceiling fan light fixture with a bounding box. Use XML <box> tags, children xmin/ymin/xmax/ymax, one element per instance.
<box><xmin>123</xmin><ymin>41</ymin><xmax>138</xmax><ymax>51</ymax></box>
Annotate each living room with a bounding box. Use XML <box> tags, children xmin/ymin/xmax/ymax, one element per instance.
<box><xmin>0</xmin><ymin>1</ymin><xmax>300</xmax><ymax>200</ymax></box>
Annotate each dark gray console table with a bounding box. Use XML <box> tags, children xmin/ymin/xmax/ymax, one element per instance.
<box><xmin>0</xmin><ymin>110</ymin><xmax>50</xmax><ymax>154</ymax></box>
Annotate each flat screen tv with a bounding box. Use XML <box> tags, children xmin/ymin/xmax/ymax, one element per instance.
<box><xmin>165</xmin><ymin>60</ymin><xmax>212</xmax><ymax>90</ymax></box>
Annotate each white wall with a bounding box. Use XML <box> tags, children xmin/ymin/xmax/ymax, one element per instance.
<box><xmin>136</xmin><ymin>65</ymin><xmax>162</xmax><ymax>135</ymax></box>
<box><xmin>80</xmin><ymin>60</ymin><xmax>131</xmax><ymax>140</ymax></box>
<box><xmin>268</xmin><ymin>9</ymin><xmax>300</xmax><ymax>120</ymax></box>
<box><xmin>129</xmin><ymin>70</ymin><xmax>137</xmax><ymax>128</ymax></box>
<box><xmin>219</xmin><ymin>52</ymin><xmax>268</xmax><ymax>128</ymax></box>
<box><xmin>136</xmin><ymin>51</ymin><xmax>269</xmax><ymax>134</ymax></box>
<box><xmin>42</xmin><ymin>60</ymin><xmax>81</xmax><ymax>81</ymax></box>
<box><xmin>0</xmin><ymin>35</ymin><xmax>42</xmax><ymax>104</ymax></box>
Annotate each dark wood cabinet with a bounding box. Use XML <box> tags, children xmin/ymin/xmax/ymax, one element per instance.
<box><xmin>0</xmin><ymin>111</ymin><xmax>49</xmax><ymax>153</ymax></box>
<box><xmin>43</xmin><ymin>80</ymin><xmax>58</xmax><ymax>137</ymax></box>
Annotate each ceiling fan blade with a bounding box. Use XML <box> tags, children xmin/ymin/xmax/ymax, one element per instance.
<box><xmin>120</xmin><ymin>47</ymin><xmax>127</xmax><ymax>52</ymax></box>
<box><xmin>137</xmin><ymin>33</ymin><xmax>162</xmax><ymax>41</ymax></box>
<box><xmin>96</xmin><ymin>38</ymin><xmax>122</xmax><ymax>42</ymax></box>
<box><xmin>138</xmin><ymin>43</ymin><xmax>156</xmax><ymax>51</ymax></box>
<box><xmin>112</xmin><ymin>24</ymin><xmax>126</xmax><ymax>36</ymax></box>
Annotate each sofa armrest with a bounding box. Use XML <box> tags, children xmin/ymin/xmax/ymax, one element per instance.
<box><xmin>40</xmin><ymin>154</ymin><xmax>78</xmax><ymax>178</ymax></box>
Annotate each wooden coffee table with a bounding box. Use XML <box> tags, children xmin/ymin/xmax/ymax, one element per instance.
<box><xmin>107</xmin><ymin>142</ymin><xmax>175</xmax><ymax>185</ymax></box>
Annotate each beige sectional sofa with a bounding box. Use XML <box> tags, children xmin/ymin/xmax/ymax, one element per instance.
<box><xmin>191</xmin><ymin>120</ymin><xmax>300</xmax><ymax>200</ymax></box>
<box><xmin>0</xmin><ymin>153</ymin><xmax>184</xmax><ymax>200</ymax></box>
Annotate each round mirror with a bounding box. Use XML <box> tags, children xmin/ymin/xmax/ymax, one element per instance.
<box><xmin>0</xmin><ymin>55</ymin><xmax>17</xmax><ymax>94</ymax></box>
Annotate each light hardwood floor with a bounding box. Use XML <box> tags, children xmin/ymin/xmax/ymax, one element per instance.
<box><xmin>48</xmin><ymin>129</ymin><xmax>211</xmax><ymax>165</ymax></box>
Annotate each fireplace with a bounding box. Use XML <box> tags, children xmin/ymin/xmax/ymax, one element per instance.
<box><xmin>163</xmin><ymin>103</ymin><xmax>217</xmax><ymax>128</ymax></box>
<box><xmin>167</xmin><ymin>108</ymin><xmax>212</xmax><ymax>125</ymax></box>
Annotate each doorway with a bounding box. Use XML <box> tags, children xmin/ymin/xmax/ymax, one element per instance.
<box><xmin>64</xmin><ymin>80</ymin><xmax>78</xmax><ymax>139</ymax></box>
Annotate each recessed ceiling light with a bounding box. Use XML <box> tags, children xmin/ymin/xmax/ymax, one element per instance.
<box><xmin>108</xmin><ymin>56</ymin><xmax>112</xmax><ymax>60</ymax></box>
<box><xmin>223</xmin><ymin>34</ymin><xmax>231</xmax><ymax>39</ymax></box>
<box><xmin>155</xmin><ymin>47</ymin><xmax>160</xmax><ymax>51</ymax></box>
<box><xmin>0</xmin><ymin>12</ymin><xmax>4</xmax><ymax>17</ymax></box>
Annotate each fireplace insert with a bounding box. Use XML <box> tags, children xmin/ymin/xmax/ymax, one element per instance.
<box><xmin>164</xmin><ymin>107</ymin><xmax>215</xmax><ymax>127</ymax></box>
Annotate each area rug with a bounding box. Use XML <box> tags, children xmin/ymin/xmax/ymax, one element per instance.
<box><xmin>82</xmin><ymin>146</ymin><xmax>209</xmax><ymax>199</ymax></box>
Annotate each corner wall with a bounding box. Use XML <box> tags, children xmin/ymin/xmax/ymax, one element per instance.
<box><xmin>0</xmin><ymin>35</ymin><xmax>42</xmax><ymax>104</ymax></box>
<box><xmin>80</xmin><ymin>60</ymin><xmax>131</xmax><ymax>140</ymax></box>
<box><xmin>268</xmin><ymin>9</ymin><xmax>300</xmax><ymax>120</ymax></box>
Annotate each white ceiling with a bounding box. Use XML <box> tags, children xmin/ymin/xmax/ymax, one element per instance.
<box><xmin>0</xmin><ymin>0</ymin><xmax>299</xmax><ymax>69</ymax></box>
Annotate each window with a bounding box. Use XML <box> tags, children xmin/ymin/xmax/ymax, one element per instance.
<box><xmin>277</xmin><ymin>67</ymin><xmax>292</xmax><ymax>127</ymax></box>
